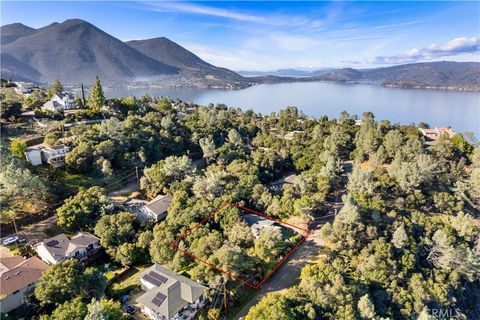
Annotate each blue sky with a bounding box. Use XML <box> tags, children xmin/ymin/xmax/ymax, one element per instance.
<box><xmin>2</xmin><ymin>1</ymin><xmax>479</xmax><ymax>70</ymax></box>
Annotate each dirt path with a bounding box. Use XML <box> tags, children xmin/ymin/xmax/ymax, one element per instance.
<box><xmin>1</xmin><ymin>215</ymin><xmax>58</xmax><ymax>244</ymax></box>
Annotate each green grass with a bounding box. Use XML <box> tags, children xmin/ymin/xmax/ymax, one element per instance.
<box><xmin>107</xmin><ymin>265</ymin><xmax>148</xmax><ymax>299</ymax></box>
<box><xmin>227</xmin><ymin>286</ymin><xmax>258</xmax><ymax>320</ymax></box>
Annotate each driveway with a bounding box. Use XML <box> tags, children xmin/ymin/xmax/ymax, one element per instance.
<box><xmin>235</xmin><ymin>161</ymin><xmax>351</xmax><ymax>319</ymax></box>
<box><xmin>235</xmin><ymin>227</ymin><xmax>323</xmax><ymax>319</ymax></box>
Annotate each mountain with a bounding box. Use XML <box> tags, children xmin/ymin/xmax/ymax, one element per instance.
<box><xmin>126</xmin><ymin>37</ymin><xmax>246</xmax><ymax>86</ymax></box>
<box><xmin>238</xmin><ymin>68</ymin><xmax>332</xmax><ymax>77</ymax></box>
<box><xmin>1</xmin><ymin>19</ymin><xmax>478</xmax><ymax>90</ymax></box>
<box><xmin>1</xmin><ymin>19</ymin><xmax>179</xmax><ymax>85</ymax></box>
<box><xmin>0</xmin><ymin>23</ymin><xmax>36</xmax><ymax>45</ymax></box>
<box><xmin>314</xmin><ymin>62</ymin><xmax>480</xmax><ymax>89</ymax></box>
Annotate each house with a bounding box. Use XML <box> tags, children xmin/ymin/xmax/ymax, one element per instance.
<box><xmin>25</xmin><ymin>146</ymin><xmax>43</xmax><ymax>166</ymax></box>
<box><xmin>283</xmin><ymin>130</ymin><xmax>304</xmax><ymax>141</ymax></box>
<box><xmin>24</xmin><ymin>144</ymin><xmax>70</xmax><ymax>167</ymax></box>
<box><xmin>41</xmin><ymin>145</ymin><xmax>70</xmax><ymax>167</ymax></box>
<box><xmin>419</xmin><ymin>127</ymin><xmax>456</xmax><ymax>140</ymax></box>
<box><xmin>270</xmin><ymin>173</ymin><xmax>298</xmax><ymax>192</ymax></box>
<box><xmin>139</xmin><ymin>194</ymin><xmax>173</xmax><ymax>222</ymax></box>
<box><xmin>241</xmin><ymin>214</ymin><xmax>282</xmax><ymax>237</ymax></box>
<box><xmin>42</xmin><ymin>93</ymin><xmax>77</xmax><ymax>111</ymax></box>
<box><xmin>14</xmin><ymin>82</ymin><xmax>38</xmax><ymax>95</ymax></box>
<box><xmin>136</xmin><ymin>264</ymin><xmax>207</xmax><ymax>320</ymax></box>
<box><xmin>35</xmin><ymin>232</ymin><xmax>100</xmax><ymax>265</ymax></box>
<box><xmin>0</xmin><ymin>256</ymin><xmax>49</xmax><ymax>313</ymax></box>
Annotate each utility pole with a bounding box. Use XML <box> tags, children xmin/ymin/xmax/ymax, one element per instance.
<box><xmin>135</xmin><ymin>166</ymin><xmax>139</xmax><ymax>182</ymax></box>
<box><xmin>223</xmin><ymin>280</ymin><xmax>228</xmax><ymax>313</ymax></box>
<box><xmin>10</xmin><ymin>211</ymin><xmax>18</xmax><ymax>237</ymax></box>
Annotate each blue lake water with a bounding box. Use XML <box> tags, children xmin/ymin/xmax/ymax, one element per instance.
<box><xmin>106</xmin><ymin>81</ymin><xmax>480</xmax><ymax>137</ymax></box>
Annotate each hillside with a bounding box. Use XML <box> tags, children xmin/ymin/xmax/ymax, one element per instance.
<box><xmin>314</xmin><ymin>61</ymin><xmax>480</xmax><ymax>90</ymax></box>
<box><xmin>126</xmin><ymin>37</ymin><xmax>246</xmax><ymax>87</ymax></box>
<box><xmin>1</xmin><ymin>19</ymin><xmax>478</xmax><ymax>90</ymax></box>
<box><xmin>0</xmin><ymin>19</ymin><xmax>179</xmax><ymax>85</ymax></box>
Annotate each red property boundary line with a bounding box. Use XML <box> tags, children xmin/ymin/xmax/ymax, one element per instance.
<box><xmin>169</xmin><ymin>202</ymin><xmax>311</xmax><ymax>289</ymax></box>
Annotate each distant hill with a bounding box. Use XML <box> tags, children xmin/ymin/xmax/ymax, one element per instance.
<box><xmin>126</xmin><ymin>37</ymin><xmax>245</xmax><ymax>87</ymax></box>
<box><xmin>1</xmin><ymin>19</ymin><xmax>478</xmax><ymax>90</ymax></box>
<box><xmin>239</xmin><ymin>68</ymin><xmax>332</xmax><ymax>77</ymax></box>
<box><xmin>313</xmin><ymin>62</ymin><xmax>480</xmax><ymax>90</ymax></box>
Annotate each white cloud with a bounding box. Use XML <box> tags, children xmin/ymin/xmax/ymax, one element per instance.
<box><xmin>373</xmin><ymin>37</ymin><xmax>480</xmax><ymax>64</ymax></box>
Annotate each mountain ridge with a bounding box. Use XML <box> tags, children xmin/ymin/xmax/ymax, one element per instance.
<box><xmin>1</xmin><ymin>19</ymin><xmax>479</xmax><ymax>90</ymax></box>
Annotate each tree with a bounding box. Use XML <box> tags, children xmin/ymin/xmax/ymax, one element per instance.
<box><xmin>246</xmin><ymin>293</ymin><xmax>296</xmax><ymax>320</ymax></box>
<box><xmin>89</xmin><ymin>76</ymin><xmax>105</xmax><ymax>111</ymax></box>
<box><xmin>227</xmin><ymin>128</ymin><xmax>243</xmax><ymax>146</ymax></box>
<box><xmin>391</xmin><ymin>224</ymin><xmax>408</xmax><ymax>249</ymax></box>
<box><xmin>207</xmin><ymin>308</ymin><xmax>221</xmax><ymax>320</ymax></box>
<box><xmin>44</xmin><ymin>132</ymin><xmax>60</xmax><ymax>147</ymax></box>
<box><xmin>49</xmin><ymin>79</ymin><xmax>63</xmax><ymax>97</ymax></box>
<box><xmin>56</xmin><ymin>186</ymin><xmax>114</xmax><ymax>230</ymax></box>
<box><xmin>85</xmin><ymin>299</ymin><xmax>124</xmax><ymax>320</ymax></box>
<box><xmin>9</xmin><ymin>138</ymin><xmax>27</xmax><ymax>159</ymax></box>
<box><xmin>254</xmin><ymin>228</ymin><xmax>283</xmax><ymax>263</ymax></box>
<box><xmin>0</xmin><ymin>159</ymin><xmax>47</xmax><ymax>207</ymax></box>
<box><xmin>50</xmin><ymin>297</ymin><xmax>87</xmax><ymax>320</ymax></box>
<box><xmin>34</xmin><ymin>260</ymin><xmax>101</xmax><ymax>307</ymax></box>
<box><xmin>358</xmin><ymin>294</ymin><xmax>376</xmax><ymax>319</ymax></box>
<box><xmin>200</xmin><ymin>137</ymin><xmax>216</xmax><ymax>161</ymax></box>
<box><xmin>0</xmin><ymin>99</ymin><xmax>22</xmax><ymax>120</ymax></box>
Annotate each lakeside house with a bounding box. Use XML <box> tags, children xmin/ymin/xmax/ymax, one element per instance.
<box><xmin>0</xmin><ymin>256</ymin><xmax>49</xmax><ymax>313</ymax></box>
<box><xmin>139</xmin><ymin>194</ymin><xmax>173</xmax><ymax>222</ymax></box>
<box><xmin>25</xmin><ymin>144</ymin><xmax>70</xmax><ymax>167</ymax></box>
<box><xmin>35</xmin><ymin>232</ymin><xmax>101</xmax><ymax>265</ymax></box>
<box><xmin>419</xmin><ymin>127</ymin><xmax>457</xmax><ymax>140</ymax></box>
<box><xmin>42</xmin><ymin>93</ymin><xmax>77</xmax><ymax>112</ymax></box>
<box><xmin>14</xmin><ymin>82</ymin><xmax>39</xmax><ymax>95</ymax></box>
<box><xmin>136</xmin><ymin>264</ymin><xmax>207</xmax><ymax>320</ymax></box>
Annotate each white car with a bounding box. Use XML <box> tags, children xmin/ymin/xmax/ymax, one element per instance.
<box><xmin>2</xmin><ymin>236</ymin><xmax>19</xmax><ymax>246</ymax></box>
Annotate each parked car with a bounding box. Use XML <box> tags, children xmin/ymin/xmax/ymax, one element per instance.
<box><xmin>122</xmin><ymin>304</ymin><xmax>137</xmax><ymax>315</ymax></box>
<box><xmin>2</xmin><ymin>236</ymin><xmax>19</xmax><ymax>246</ymax></box>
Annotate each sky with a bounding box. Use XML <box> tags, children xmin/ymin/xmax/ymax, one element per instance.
<box><xmin>1</xmin><ymin>1</ymin><xmax>479</xmax><ymax>71</ymax></box>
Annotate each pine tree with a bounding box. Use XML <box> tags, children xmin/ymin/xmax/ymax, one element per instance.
<box><xmin>81</xmin><ymin>83</ymin><xmax>86</xmax><ymax>107</ymax></box>
<box><xmin>89</xmin><ymin>76</ymin><xmax>105</xmax><ymax>111</ymax></box>
<box><xmin>49</xmin><ymin>79</ymin><xmax>63</xmax><ymax>97</ymax></box>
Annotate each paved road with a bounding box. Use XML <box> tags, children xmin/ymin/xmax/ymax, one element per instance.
<box><xmin>235</xmin><ymin>227</ymin><xmax>323</xmax><ymax>319</ymax></box>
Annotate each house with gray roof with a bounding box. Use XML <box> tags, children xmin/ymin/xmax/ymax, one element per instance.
<box><xmin>34</xmin><ymin>232</ymin><xmax>100</xmax><ymax>265</ymax></box>
<box><xmin>241</xmin><ymin>214</ymin><xmax>282</xmax><ymax>237</ymax></box>
<box><xmin>139</xmin><ymin>194</ymin><xmax>173</xmax><ymax>222</ymax></box>
<box><xmin>137</xmin><ymin>264</ymin><xmax>207</xmax><ymax>320</ymax></box>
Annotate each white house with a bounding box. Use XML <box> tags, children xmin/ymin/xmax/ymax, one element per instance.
<box><xmin>136</xmin><ymin>264</ymin><xmax>207</xmax><ymax>320</ymax></box>
<box><xmin>139</xmin><ymin>194</ymin><xmax>173</xmax><ymax>222</ymax></box>
<box><xmin>0</xmin><ymin>256</ymin><xmax>49</xmax><ymax>313</ymax></box>
<box><xmin>41</xmin><ymin>145</ymin><xmax>70</xmax><ymax>167</ymax></box>
<box><xmin>42</xmin><ymin>93</ymin><xmax>77</xmax><ymax>112</ymax></box>
<box><xmin>24</xmin><ymin>146</ymin><xmax>43</xmax><ymax>166</ymax></box>
<box><xmin>35</xmin><ymin>232</ymin><xmax>100</xmax><ymax>265</ymax></box>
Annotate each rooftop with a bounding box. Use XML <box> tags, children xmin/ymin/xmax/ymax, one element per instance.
<box><xmin>0</xmin><ymin>256</ymin><xmax>48</xmax><ymax>295</ymax></box>
<box><xmin>144</xmin><ymin>194</ymin><xmax>173</xmax><ymax>216</ymax></box>
<box><xmin>36</xmin><ymin>232</ymin><xmax>99</xmax><ymax>259</ymax></box>
<box><xmin>137</xmin><ymin>264</ymin><xmax>206</xmax><ymax>318</ymax></box>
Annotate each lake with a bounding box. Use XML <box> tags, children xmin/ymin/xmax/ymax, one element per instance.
<box><xmin>106</xmin><ymin>82</ymin><xmax>480</xmax><ymax>137</ymax></box>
